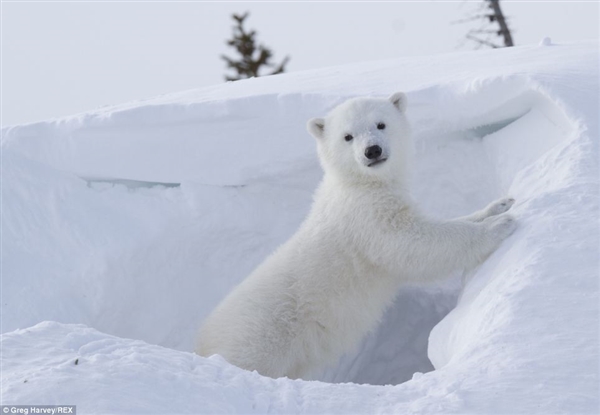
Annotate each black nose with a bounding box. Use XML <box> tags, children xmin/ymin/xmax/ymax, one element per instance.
<box><xmin>365</xmin><ymin>145</ymin><xmax>382</xmax><ymax>160</ymax></box>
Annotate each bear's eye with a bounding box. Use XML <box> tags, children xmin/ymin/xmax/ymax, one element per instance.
<box><xmin>377</xmin><ymin>122</ymin><xmax>386</xmax><ymax>130</ymax></box>
<box><xmin>344</xmin><ymin>134</ymin><xmax>353</xmax><ymax>142</ymax></box>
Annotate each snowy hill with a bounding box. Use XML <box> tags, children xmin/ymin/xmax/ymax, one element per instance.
<box><xmin>2</xmin><ymin>40</ymin><xmax>598</xmax><ymax>414</ymax></box>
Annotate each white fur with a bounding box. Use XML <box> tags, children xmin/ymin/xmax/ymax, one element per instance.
<box><xmin>196</xmin><ymin>93</ymin><xmax>517</xmax><ymax>379</ymax></box>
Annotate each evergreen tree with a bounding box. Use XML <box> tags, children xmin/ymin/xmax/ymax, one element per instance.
<box><xmin>221</xmin><ymin>12</ymin><xmax>290</xmax><ymax>82</ymax></box>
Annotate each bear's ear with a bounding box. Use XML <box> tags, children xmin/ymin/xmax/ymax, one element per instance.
<box><xmin>307</xmin><ymin>118</ymin><xmax>326</xmax><ymax>140</ymax></box>
<box><xmin>389</xmin><ymin>92</ymin><xmax>407</xmax><ymax>113</ymax></box>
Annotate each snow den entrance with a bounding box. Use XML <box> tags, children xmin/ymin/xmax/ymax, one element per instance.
<box><xmin>14</xmin><ymin>79</ymin><xmax>570</xmax><ymax>388</ymax></box>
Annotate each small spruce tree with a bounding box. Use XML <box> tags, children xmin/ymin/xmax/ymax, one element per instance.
<box><xmin>221</xmin><ymin>12</ymin><xmax>290</xmax><ymax>82</ymax></box>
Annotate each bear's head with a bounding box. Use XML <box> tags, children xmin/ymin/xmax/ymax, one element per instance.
<box><xmin>307</xmin><ymin>93</ymin><xmax>412</xmax><ymax>186</ymax></box>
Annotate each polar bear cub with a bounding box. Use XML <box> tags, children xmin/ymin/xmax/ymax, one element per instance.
<box><xmin>196</xmin><ymin>93</ymin><xmax>516</xmax><ymax>379</ymax></box>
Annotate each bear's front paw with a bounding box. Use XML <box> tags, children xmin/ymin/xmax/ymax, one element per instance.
<box><xmin>486</xmin><ymin>214</ymin><xmax>517</xmax><ymax>239</ymax></box>
<box><xmin>484</xmin><ymin>197</ymin><xmax>515</xmax><ymax>218</ymax></box>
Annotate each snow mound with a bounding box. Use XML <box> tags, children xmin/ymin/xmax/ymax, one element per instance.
<box><xmin>2</xmin><ymin>41</ymin><xmax>598</xmax><ymax>413</ymax></box>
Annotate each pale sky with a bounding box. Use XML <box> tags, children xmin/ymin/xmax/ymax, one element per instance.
<box><xmin>2</xmin><ymin>1</ymin><xmax>599</xmax><ymax>126</ymax></box>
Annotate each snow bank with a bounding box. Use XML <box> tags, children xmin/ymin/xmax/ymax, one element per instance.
<box><xmin>2</xmin><ymin>41</ymin><xmax>598</xmax><ymax>413</ymax></box>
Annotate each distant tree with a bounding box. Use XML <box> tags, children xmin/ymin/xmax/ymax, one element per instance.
<box><xmin>221</xmin><ymin>12</ymin><xmax>290</xmax><ymax>81</ymax></box>
<box><xmin>456</xmin><ymin>0</ymin><xmax>514</xmax><ymax>49</ymax></box>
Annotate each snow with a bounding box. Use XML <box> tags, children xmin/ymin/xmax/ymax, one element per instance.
<box><xmin>2</xmin><ymin>40</ymin><xmax>599</xmax><ymax>413</ymax></box>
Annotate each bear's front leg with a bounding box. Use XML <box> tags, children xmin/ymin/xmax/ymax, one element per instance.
<box><xmin>460</xmin><ymin>197</ymin><xmax>515</xmax><ymax>222</ymax></box>
<box><xmin>388</xmin><ymin>212</ymin><xmax>517</xmax><ymax>282</ymax></box>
